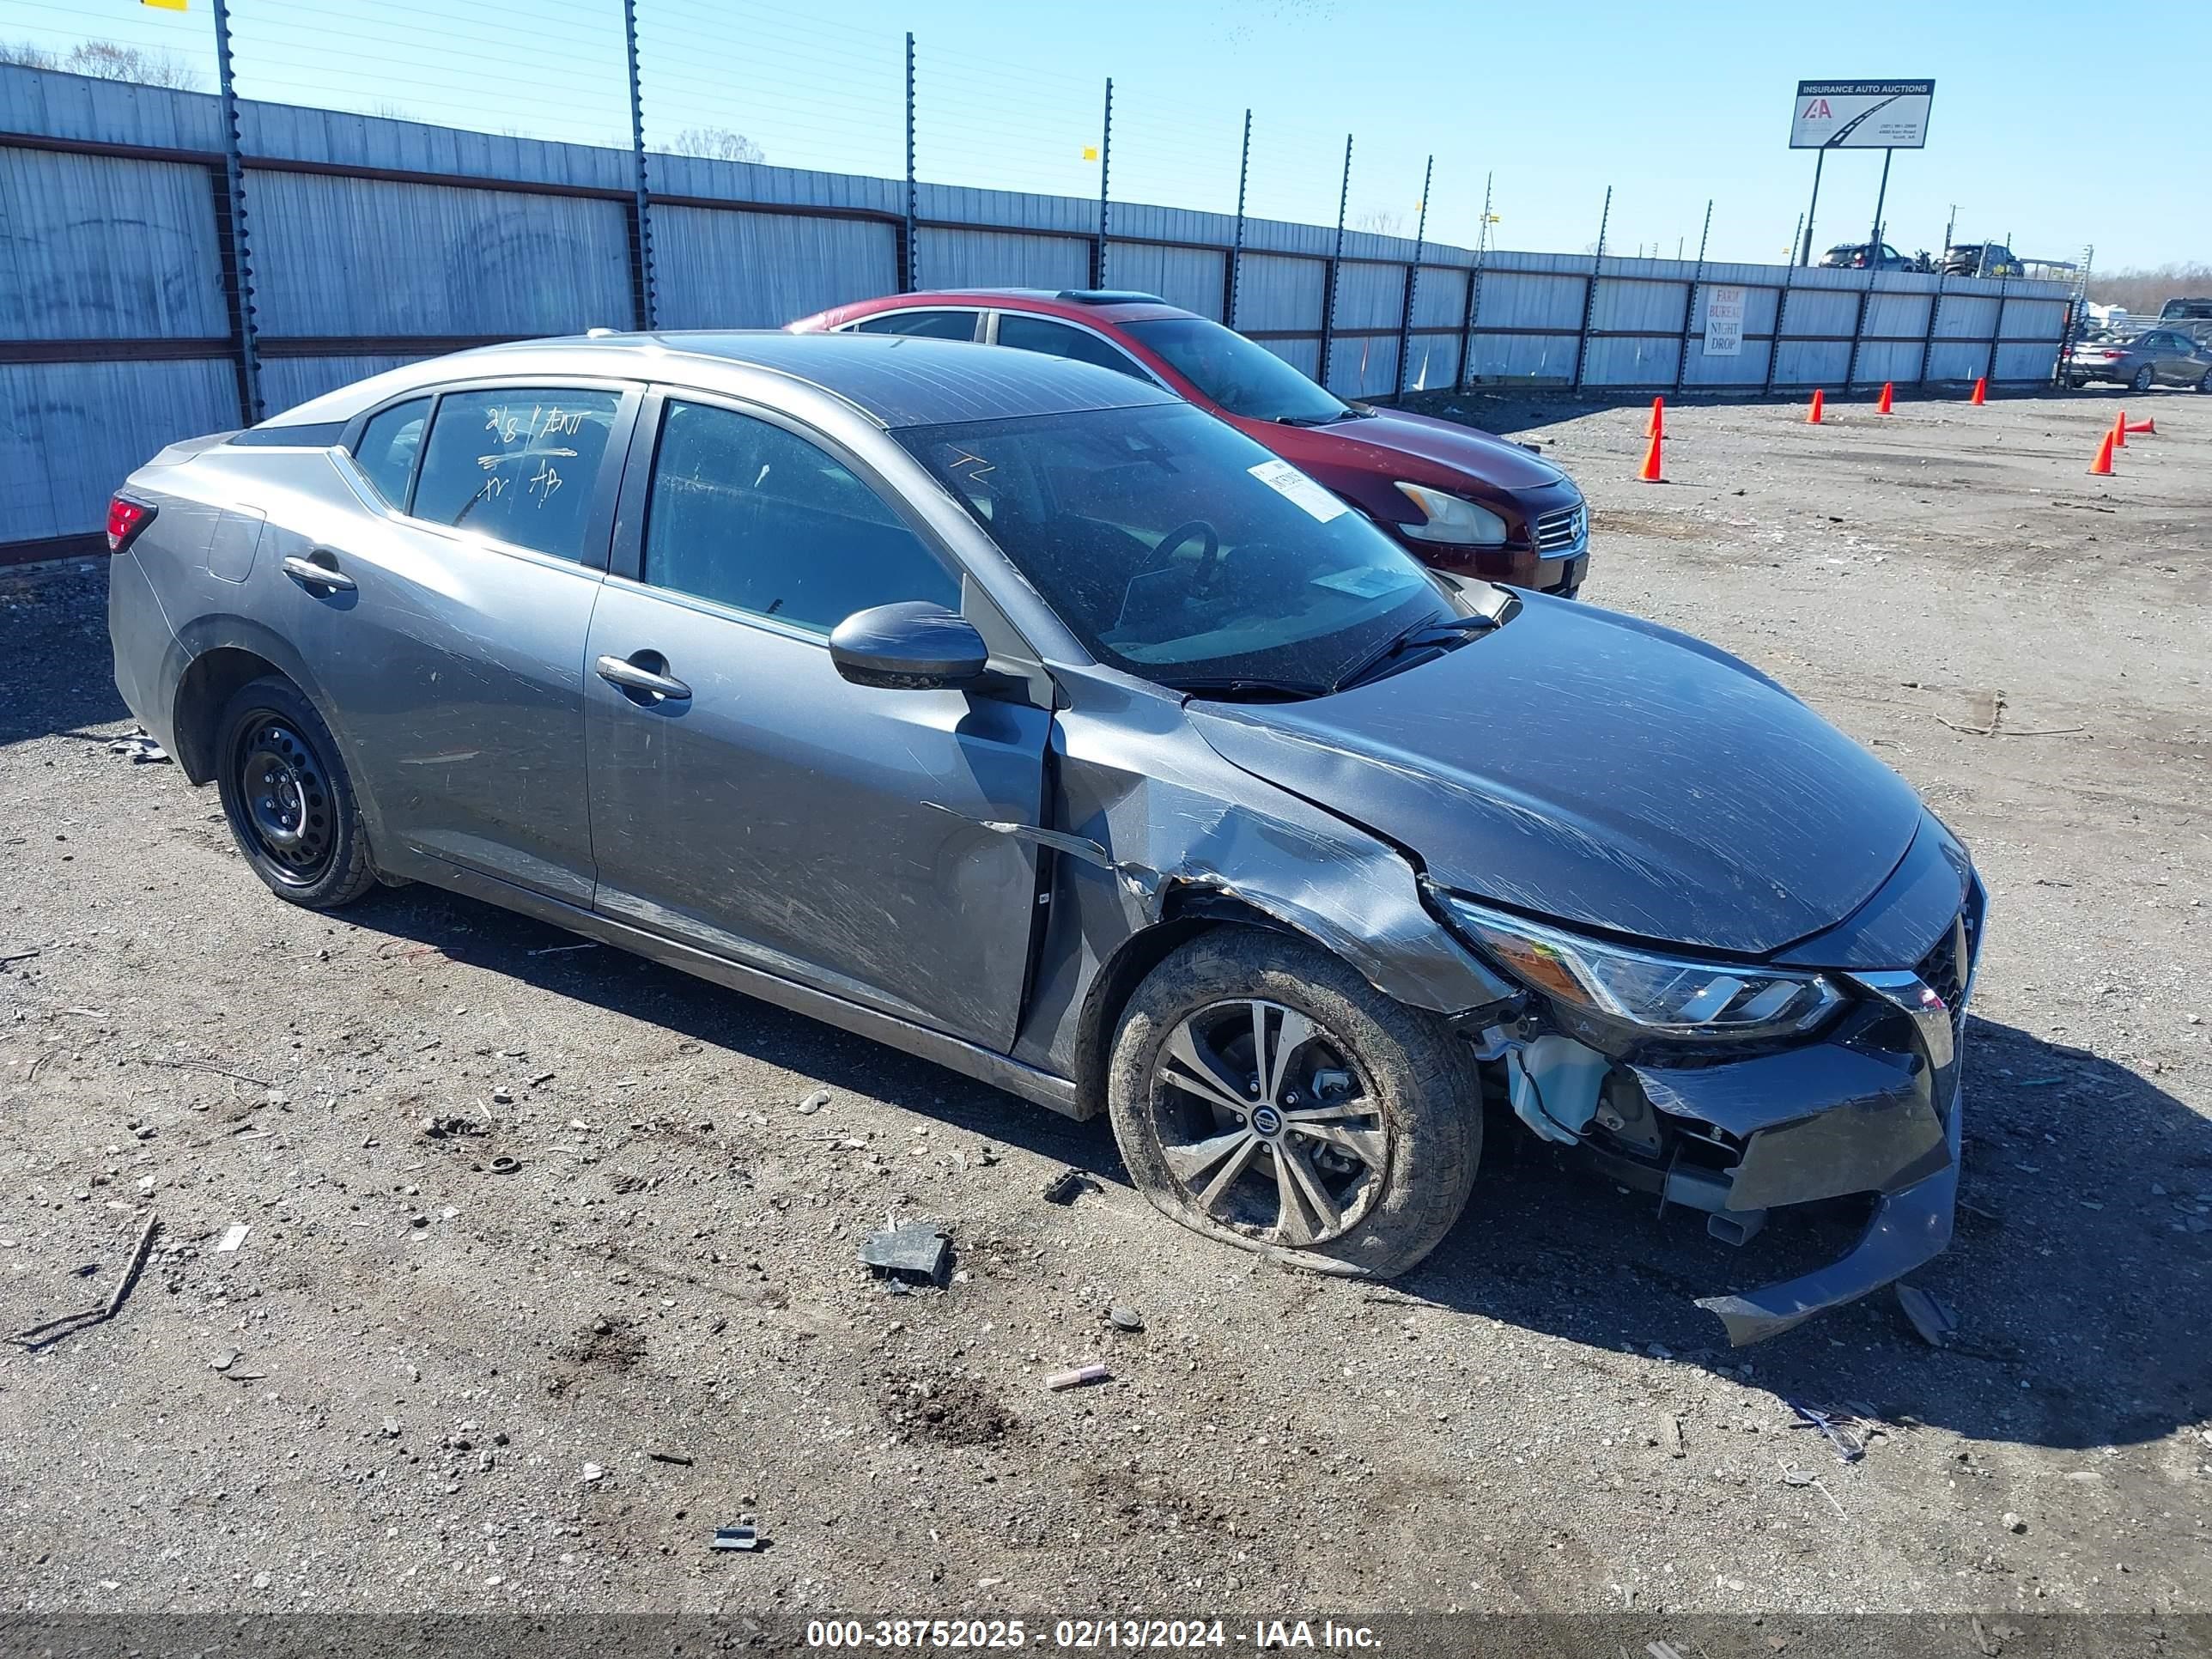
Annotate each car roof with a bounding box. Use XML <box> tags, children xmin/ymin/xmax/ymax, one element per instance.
<box><xmin>257</xmin><ymin>330</ymin><xmax>1180</xmax><ymax>432</ymax></box>
<box><xmin>847</xmin><ymin>289</ymin><xmax>1194</xmax><ymax>325</ymax></box>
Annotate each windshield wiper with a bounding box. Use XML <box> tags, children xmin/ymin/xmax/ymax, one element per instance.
<box><xmin>1328</xmin><ymin>613</ymin><xmax>1500</xmax><ymax>694</ymax></box>
<box><xmin>1274</xmin><ymin>408</ymin><xmax>1367</xmax><ymax>428</ymax></box>
<box><xmin>1171</xmin><ymin>676</ymin><xmax>1331</xmax><ymax>702</ymax></box>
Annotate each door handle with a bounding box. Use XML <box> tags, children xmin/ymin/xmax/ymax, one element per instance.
<box><xmin>596</xmin><ymin>653</ymin><xmax>692</xmax><ymax>702</ymax></box>
<box><xmin>282</xmin><ymin>553</ymin><xmax>356</xmax><ymax>592</ymax></box>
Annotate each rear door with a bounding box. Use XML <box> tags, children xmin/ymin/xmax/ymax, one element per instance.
<box><xmin>285</xmin><ymin>378</ymin><xmax>638</xmax><ymax>902</ymax></box>
<box><xmin>581</xmin><ymin>391</ymin><xmax>1053</xmax><ymax>1048</ymax></box>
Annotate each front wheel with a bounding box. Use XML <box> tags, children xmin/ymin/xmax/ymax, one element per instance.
<box><xmin>214</xmin><ymin>675</ymin><xmax>379</xmax><ymax>908</ymax></box>
<box><xmin>2131</xmin><ymin>364</ymin><xmax>2154</xmax><ymax>392</ymax></box>
<box><xmin>2199</xmin><ymin>369</ymin><xmax>2212</xmax><ymax>394</ymax></box>
<box><xmin>1106</xmin><ymin>928</ymin><xmax>1481</xmax><ymax>1276</ymax></box>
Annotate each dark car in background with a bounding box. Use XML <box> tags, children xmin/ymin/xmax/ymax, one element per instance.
<box><xmin>1943</xmin><ymin>242</ymin><xmax>2021</xmax><ymax>278</ymax></box>
<box><xmin>104</xmin><ymin>331</ymin><xmax>1981</xmax><ymax>1344</ymax></box>
<box><xmin>1820</xmin><ymin>243</ymin><xmax>1920</xmax><ymax>271</ymax></box>
<box><xmin>2063</xmin><ymin>327</ymin><xmax>2212</xmax><ymax>391</ymax></box>
<box><xmin>789</xmin><ymin>289</ymin><xmax>1589</xmax><ymax>597</ymax></box>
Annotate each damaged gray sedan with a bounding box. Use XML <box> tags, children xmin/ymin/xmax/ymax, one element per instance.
<box><xmin>105</xmin><ymin>331</ymin><xmax>1984</xmax><ymax>1343</ymax></box>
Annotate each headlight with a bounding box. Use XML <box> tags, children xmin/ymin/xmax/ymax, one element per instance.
<box><xmin>1444</xmin><ymin>896</ymin><xmax>1843</xmax><ymax>1041</ymax></box>
<box><xmin>1393</xmin><ymin>482</ymin><xmax>1509</xmax><ymax>546</ymax></box>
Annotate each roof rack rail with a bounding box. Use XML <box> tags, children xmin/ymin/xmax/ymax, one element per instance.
<box><xmin>1055</xmin><ymin>289</ymin><xmax>1168</xmax><ymax>306</ymax></box>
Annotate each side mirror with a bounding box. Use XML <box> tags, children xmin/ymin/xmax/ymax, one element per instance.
<box><xmin>829</xmin><ymin>601</ymin><xmax>989</xmax><ymax>690</ymax></box>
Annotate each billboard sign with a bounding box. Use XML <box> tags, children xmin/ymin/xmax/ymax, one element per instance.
<box><xmin>1790</xmin><ymin>81</ymin><xmax>1934</xmax><ymax>149</ymax></box>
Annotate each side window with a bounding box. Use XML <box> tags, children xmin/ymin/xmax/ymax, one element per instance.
<box><xmin>411</xmin><ymin>386</ymin><xmax>623</xmax><ymax>561</ymax></box>
<box><xmin>851</xmin><ymin>310</ymin><xmax>980</xmax><ymax>340</ymax></box>
<box><xmin>642</xmin><ymin>400</ymin><xmax>960</xmax><ymax>635</ymax></box>
<box><xmin>353</xmin><ymin>397</ymin><xmax>429</xmax><ymax>508</ymax></box>
<box><xmin>994</xmin><ymin>313</ymin><xmax>1151</xmax><ymax>380</ymax></box>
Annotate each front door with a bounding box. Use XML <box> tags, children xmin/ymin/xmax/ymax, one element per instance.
<box><xmin>279</xmin><ymin>380</ymin><xmax>637</xmax><ymax>902</ymax></box>
<box><xmin>583</xmin><ymin>393</ymin><xmax>1052</xmax><ymax>1049</ymax></box>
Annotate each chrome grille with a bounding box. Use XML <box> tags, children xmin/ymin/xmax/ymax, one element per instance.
<box><xmin>1534</xmin><ymin>503</ymin><xmax>1585</xmax><ymax>551</ymax></box>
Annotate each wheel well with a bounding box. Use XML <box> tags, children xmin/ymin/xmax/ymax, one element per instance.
<box><xmin>1068</xmin><ymin>893</ymin><xmax>1304</xmax><ymax>1117</ymax></box>
<box><xmin>172</xmin><ymin>647</ymin><xmax>283</xmax><ymax>784</ymax></box>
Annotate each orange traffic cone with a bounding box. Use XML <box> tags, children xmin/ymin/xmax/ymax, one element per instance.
<box><xmin>2113</xmin><ymin>410</ymin><xmax>2127</xmax><ymax>449</ymax></box>
<box><xmin>2126</xmin><ymin>416</ymin><xmax>2156</xmax><ymax>434</ymax></box>
<box><xmin>2087</xmin><ymin>428</ymin><xmax>2116</xmax><ymax>476</ymax></box>
<box><xmin>1876</xmin><ymin>381</ymin><xmax>1894</xmax><ymax>414</ymax></box>
<box><xmin>1806</xmin><ymin>389</ymin><xmax>1826</xmax><ymax>424</ymax></box>
<box><xmin>1970</xmin><ymin>377</ymin><xmax>1987</xmax><ymax>405</ymax></box>
<box><xmin>1646</xmin><ymin>396</ymin><xmax>1665</xmax><ymax>439</ymax></box>
<box><xmin>1638</xmin><ymin>429</ymin><xmax>1664</xmax><ymax>483</ymax></box>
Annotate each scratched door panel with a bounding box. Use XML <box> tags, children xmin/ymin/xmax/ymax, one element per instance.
<box><xmin>583</xmin><ymin>579</ymin><xmax>1051</xmax><ymax>1050</ymax></box>
<box><xmin>279</xmin><ymin>384</ymin><xmax>636</xmax><ymax>902</ymax></box>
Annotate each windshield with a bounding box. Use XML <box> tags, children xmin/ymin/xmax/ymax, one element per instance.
<box><xmin>896</xmin><ymin>403</ymin><xmax>1457</xmax><ymax>693</ymax></box>
<box><xmin>1121</xmin><ymin>316</ymin><xmax>1350</xmax><ymax>424</ymax></box>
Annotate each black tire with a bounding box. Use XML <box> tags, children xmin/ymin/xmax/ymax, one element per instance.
<box><xmin>1106</xmin><ymin>927</ymin><xmax>1481</xmax><ymax>1277</ymax></box>
<box><xmin>2198</xmin><ymin>369</ymin><xmax>2211</xmax><ymax>393</ymax></box>
<box><xmin>213</xmin><ymin>675</ymin><xmax>379</xmax><ymax>908</ymax></box>
<box><xmin>2130</xmin><ymin>364</ymin><xmax>2154</xmax><ymax>392</ymax></box>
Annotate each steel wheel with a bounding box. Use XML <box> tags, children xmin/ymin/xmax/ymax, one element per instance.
<box><xmin>1147</xmin><ymin>997</ymin><xmax>1389</xmax><ymax>1247</ymax></box>
<box><xmin>233</xmin><ymin>716</ymin><xmax>336</xmax><ymax>886</ymax></box>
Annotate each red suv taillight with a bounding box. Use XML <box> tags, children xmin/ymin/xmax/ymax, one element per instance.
<box><xmin>106</xmin><ymin>495</ymin><xmax>155</xmax><ymax>554</ymax></box>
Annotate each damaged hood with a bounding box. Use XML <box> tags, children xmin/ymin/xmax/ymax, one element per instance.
<box><xmin>1186</xmin><ymin>596</ymin><xmax>1925</xmax><ymax>957</ymax></box>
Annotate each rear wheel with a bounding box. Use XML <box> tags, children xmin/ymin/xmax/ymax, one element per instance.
<box><xmin>214</xmin><ymin>676</ymin><xmax>378</xmax><ymax>908</ymax></box>
<box><xmin>2131</xmin><ymin>364</ymin><xmax>2154</xmax><ymax>392</ymax></box>
<box><xmin>2198</xmin><ymin>369</ymin><xmax>2211</xmax><ymax>393</ymax></box>
<box><xmin>1106</xmin><ymin>927</ymin><xmax>1481</xmax><ymax>1276</ymax></box>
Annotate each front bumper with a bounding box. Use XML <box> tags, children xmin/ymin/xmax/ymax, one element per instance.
<box><xmin>1548</xmin><ymin>892</ymin><xmax>1982</xmax><ymax>1346</ymax></box>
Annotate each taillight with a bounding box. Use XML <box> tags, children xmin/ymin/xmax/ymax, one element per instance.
<box><xmin>106</xmin><ymin>495</ymin><xmax>155</xmax><ymax>554</ymax></box>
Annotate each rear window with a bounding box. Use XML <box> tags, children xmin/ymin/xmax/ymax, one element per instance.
<box><xmin>410</xmin><ymin>387</ymin><xmax>622</xmax><ymax>562</ymax></box>
<box><xmin>352</xmin><ymin>397</ymin><xmax>429</xmax><ymax>508</ymax></box>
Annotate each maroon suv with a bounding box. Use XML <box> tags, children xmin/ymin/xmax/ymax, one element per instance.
<box><xmin>787</xmin><ymin>289</ymin><xmax>1589</xmax><ymax>595</ymax></box>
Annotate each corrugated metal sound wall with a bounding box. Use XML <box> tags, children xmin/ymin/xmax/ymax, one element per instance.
<box><xmin>0</xmin><ymin>64</ymin><xmax>2074</xmax><ymax>558</ymax></box>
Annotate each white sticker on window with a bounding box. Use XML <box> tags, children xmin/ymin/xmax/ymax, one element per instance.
<box><xmin>1247</xmin><ymin>458</ymin><xmax>1347</xmax><ymax>523</ymax></box>
<box><xmin>1311</xmin><ymin>565</ymin><xmax>1423</xmax><ymax>600</ymax></box>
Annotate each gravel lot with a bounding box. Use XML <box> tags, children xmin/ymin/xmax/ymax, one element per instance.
<box><xmin>2</xmin><ymin>387</ymin><xmax>2207</xmax><ymax>1628</ymax></box>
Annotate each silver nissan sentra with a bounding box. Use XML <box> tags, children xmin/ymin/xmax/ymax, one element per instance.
<box><xmin>105</xmin><ymin>331</ymin><xmax>1983</xmax><ymax>1341</ymax></box>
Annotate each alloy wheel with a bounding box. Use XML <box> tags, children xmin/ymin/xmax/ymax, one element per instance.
<box><xmin>1148</xmin><ymin>998</ymin><xmax>1389</xmax><ymax>1246</ymax></box>
<box><xmin>235</xmin><ymin>717</ymin><xmax>336</xmax><ymax>884</ymax></box>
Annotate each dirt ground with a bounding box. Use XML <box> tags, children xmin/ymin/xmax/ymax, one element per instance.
<box><xmin>1</xmin><ymin>386</ymin><xmax>2208</xmax><ymax>1631</ymax></box>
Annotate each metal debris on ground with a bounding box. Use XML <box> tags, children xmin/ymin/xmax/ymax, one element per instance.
<box><xmin>1896</xmin><ymin>1281</ymin><xmax>1962</xmax><ymax>1349</ymax></box>
<box><xmin>8</xmin><ymin>1211</ymin><xmax>161</xmax><ymax>1349</ymax></box>
<box><xmin>1047</xmin><ymin>1363</ymin><xmax>1110</xmax><ymax>1391</ymax></box>
<box><xmin>215</xmin><ymin>1222</ymin><xmax>251</xmax><ymax>1253</ymax></box>
<box><xmin>1042</xmin><ymin>1169</ymin><xmax>1099</xmax><ymax>1205</ymax></box>
<box><xmin>647</xmin><ymin>1449</ymin><xmax>694</xmax><ymax>1466</ymax></box>
<box><xmin>860</xmin><ymin>1221</ymin><xmax>951</xmax><ymax>1284</ymax></box>
<box><xmin>1107</xmin><ymin>1305</ymin><xmax>1145</xmax><ymax>1333</ymax></box>
<box><xmin>1788</xmin><ymin>1399</ymin><xmax>1867</xmax><ymax>1463</ymax></box>
<box><xmin>712</xmin><ymin>1525</ymin><xmax>762</xmax><ymax>1552</ymax></box>
<box><xmin>481</xmin><ymin>1156</ymin><xmax>522</xmax><ymax>1176</ymax></box>
<box><xmin>108</xmin><ymin>733</ymin><xmax>171</xmax><ymax>763</ymax></box>
<box><xmin>526</xmin><ymin>941</ymin><xmax>599</xmax><ymax>956</ymax></box>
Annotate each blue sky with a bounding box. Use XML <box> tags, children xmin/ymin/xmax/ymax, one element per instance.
<box><xmin>7</xmin><ymin>0</ymin><xmax>2206</xmax><ymax>269</ymax></box>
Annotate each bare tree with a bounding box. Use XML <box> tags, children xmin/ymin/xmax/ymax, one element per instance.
<box><xmin>2</xmin><ymin>38</ymin><xmax>204</xmax><ymax>89</ymax></box>
<box><xmin>667</xmin><ymin>126</ymin><xmax>766</xmax><ymax>165</ymax></box>
<box><xmin>1350</xmin><ymin>206</ymin><xmax>1409</xmax><ymax>239</ymax></box>
<box><xmin>2088</xmin><ymin>262</ymin><xmax>2212</xmax><ymax>315</ymax></box>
